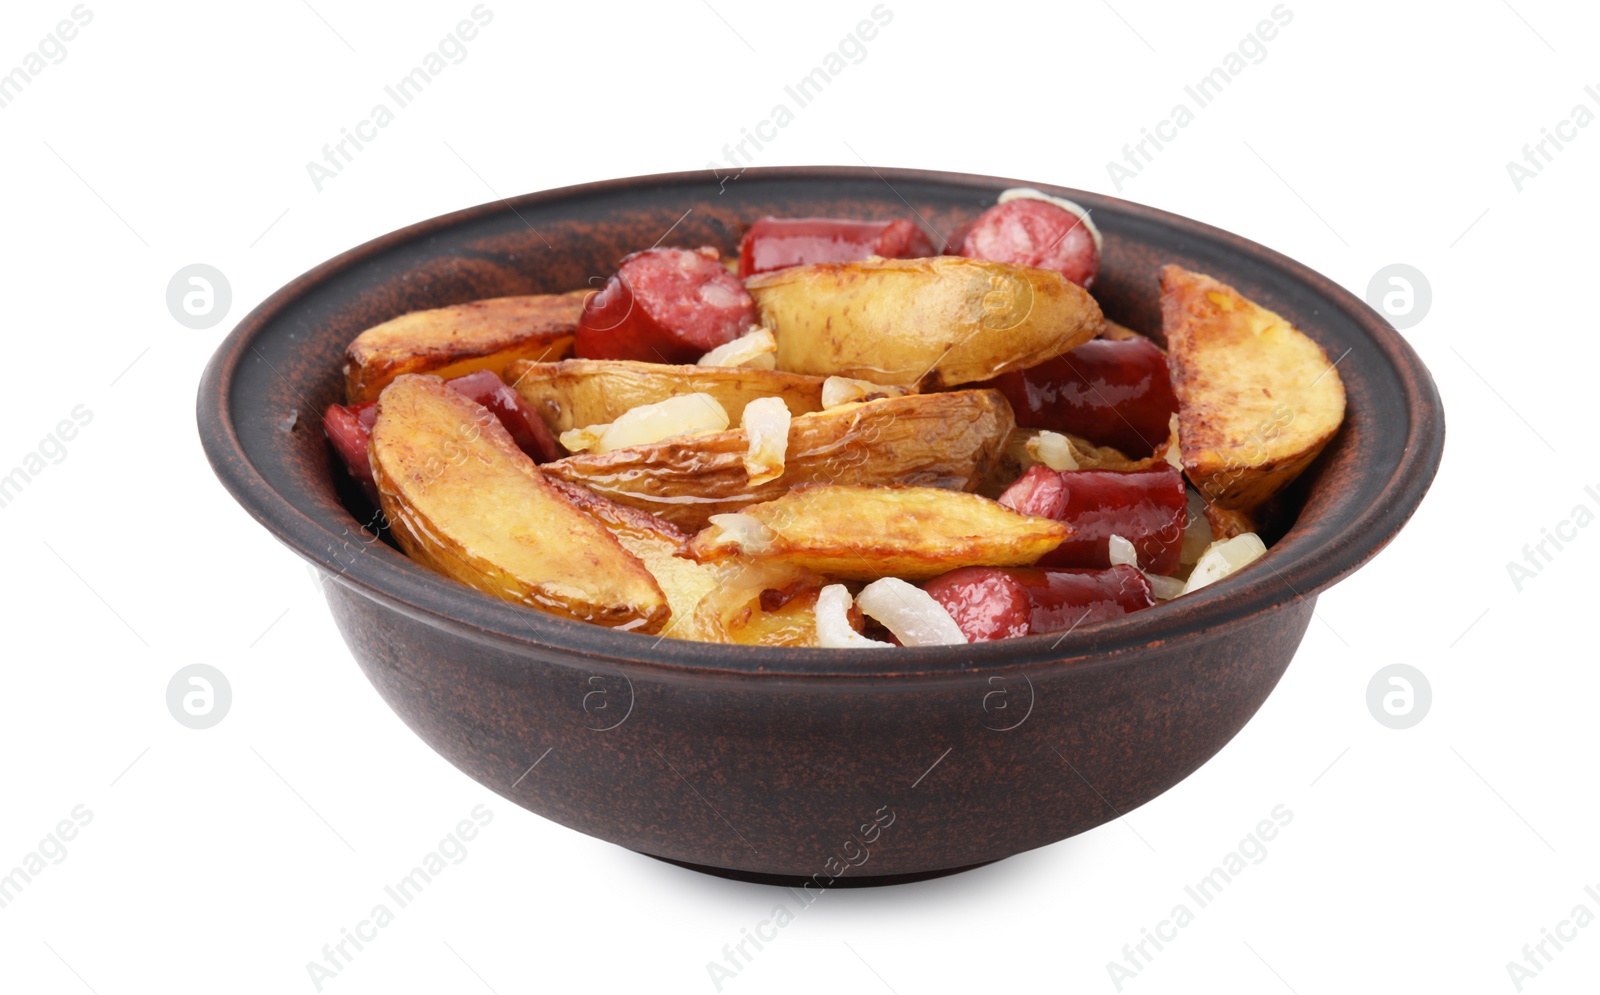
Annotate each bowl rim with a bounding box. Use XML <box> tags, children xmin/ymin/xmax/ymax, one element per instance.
<box><xmin>197</xmin><ymin>165</ymin><xmax>1444</xmax><ymax>680</ymax></box>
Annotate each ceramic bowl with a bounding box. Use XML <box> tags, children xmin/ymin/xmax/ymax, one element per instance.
<box><xmin>197</xmin><ymin>167</ymin><xmax>1443</xmax><ymax>885</ymax></box>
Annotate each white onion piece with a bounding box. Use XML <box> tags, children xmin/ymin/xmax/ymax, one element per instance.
<box><xmin>1181</xmin><ymin>533</ymin><xmax>1268</xmax><ymax>595</ymax></box>
<box><xmin>815</xmin><ymin>584</ymin><xmax>890</xmax><ymax>648</ymax></box>
<box><xmin>703</xmin><ymin>513</ymin><xmax>777</xmax><ymax>556</ymax></box>
<box><xmin>1165</xmin><ymin>413</ymin><xmax>1183</xmax><ymax>470</ymax></box>
<box><xmin>854</xmin><ymin>578</ymin><xmax>967</xmax><ymax>647</ymax></box>
<box><xmin>1107</xmin><ymin>534</ymin><xmax>1138</xmax><ymax>568</ymax></box>
<box><xmin>1107</xmin><ymin>531</ymin><xmax>1187</xmax><ymax>601</ymax></box>
<box><xmin>821</xmin><ymin>376</ymin><xmax>909</xmax><ymax>409</ymax></box>
<box><xmin>558</xmin><ymin>425</ymin><xmax>606</xmax><ymax>453</ymax></box>
<box><xmin>997</xmin><ymin>187</ymin><xmax>1104</xmax><ymax>253</ymax></box>
<box><xmin>1146</xmin><ymin>573</ymin><xmax>1187</xmax><ymax>601</ymax></box>
<box><xmin>1024</xmin><ymin>430</ymin><xmax>1079</xmax><ymax>471</ymax></box>
<box><xmin>698</xmin><ymin>327</ymin><xmax>777</xmax><ymax>368</ymax></box>
<box><xmin>741</xmin><ymin>396</ymin><xmax>790</xmax><ymax>484</ymax></box>
<box><xmin>1179</xmin><ymin>490</ymin><xmax>1212</xmax><ymax>566</ymax></box>
<box><xmin>579</xmin><ymin>393</ymin><xmax>728</xmax><ymax>453</ymax></box>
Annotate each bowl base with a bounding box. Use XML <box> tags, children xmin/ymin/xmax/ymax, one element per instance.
<box><xmin>641</xmin><ymin>852</ymin><xmax>1001</xmax><ymax>888</ymax></box>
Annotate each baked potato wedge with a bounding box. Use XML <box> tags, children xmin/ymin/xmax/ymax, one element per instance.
<box><xmin>1101</xmin><ymin>318</ymin><xmax>1158</xmax><ymax>346</ymax></box>
<box><xmin>506</xmin><ymin>358</ymin><xmax>825</xmax><ymax>435</ymax></box>
<box><xmin>539</xmin><ymin>389</ymin><xmax>1015</xmax><ymax>531</ymax></box>
<box><xmin>345</xmin><ymin>292</ymin><xmax>586</xmax><ymax>404</ymax></box>
<box><xmin>674</xmin><ymin>579</ymin><xmax>839</xmax><ymax>647</ymax></box>
<box><xmin>748</xmin><ymin>257</ymin><xmax>1105</xmax><ymax>388</ymax></box>
<box><xmin>687</xmin><ymin>484</ymin><xmax>1070</xmax><ymax>581</ymax></box>
<box><xmin>370</xmin><ymin>375</ymin><xmax>669</xmax><ymax>631</ymax></box>
<box><xmin>1161</xmin><ymin>265</ymin><xmax>1346</xmax><ymax>510</ymax></box>
<box><xmin>1203</xmin><ymin>502</ymin><xmax>1258</xmax><ymax>541</ymax></box>
<box><xmin>545</xmin><ymin>477</ymin><xmax>718</xmax><ymax>625</ymax></box>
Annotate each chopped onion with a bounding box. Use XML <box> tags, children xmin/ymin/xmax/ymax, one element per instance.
<box><xmin>815</xmin><ymin>584</ymin><xmax>889</xmax><ymax>648</ymax></box>
<box><xmin>568</xmin><ymin>393</ymin><xmax>729</xmax><ymax>454</ymax></box>
<box><xmin>855</xmin><ymin>578</ymin><xmax>967</xmax><ymax>646</ymax></box>
<box><xmin>1024</xmin><ymin>430</ymin><xmax>1079</xmax><ymax>471</ymax></box>
<box><xmin>1179</xmin><ymin>490</ymin><xmax>1212</xmax><ymax>566</ymax></box>
<box><xmin>1146</xmin><ymin>573</ymin><xmax>1187</xmax><ymax>601</ymax></box>
<box><xmin>558</xmin><ymin>425</ymin><xmax>606</xmax><ymax>453</ymax></box>
<box><xmin>740</xmin><ymin>395</ymin><xmax>790</xmax><ymax>485</ymax></box>
<box><xmin>1107</xmin><ymin>531</ymin><xmax>1188</xmax><ymax>600</ymax></box>
<box><xmin>1165</xmin><ymin>413</ymin><xmax>1183</xmax><ymax>470</ymax></box>
<box><xmin>821</xmin><ymin>376</ymin><xmax>909</xmax><ymax>409</ymax></box>
<box><xmin>699</xmin><ymin>559</ymin><xmax>809</xmax><ymax>627</ymax></box>
<box><xmin>1107</xmin><ymin>534</ymin><xmax>1138</xmax><ymax>568</ymax></box>
<box><xmin>997</xmin><ymin>187</ymin><xmax>1104</xmax><ymax>253</ymax></box>
<box><xmin>704</xmin><ymin>513</ymin><xmax>777</xmax><ymax>556</ymax></box>
<box><xmin>698</xmin><ymin>327</ymin><xmax>777</xmax><ymax>369</ymax></box>
<box><xmin>1181</xmin><ymin>533</ymin><xmax>1268</xmax><ymax>595</ymax></box>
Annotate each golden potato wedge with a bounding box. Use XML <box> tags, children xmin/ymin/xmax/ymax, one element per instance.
<box><xmin>540</xmin><ymin>389</ymin><xmax>1015</xmax><ymax>531</ymax></box>
<box><xmin>1161</xmin><ymin>265</ymin><xmax>1346</xmax><ymax>510</ymax></box>
<box><xmin>506</xmin><ymin>358</ymin><xmax>824</xmax><ymax>435</ymax></box>
<box><xmin>370</xmin><ymin>375</ymin><xmax>668</xmax><ymax>631</ymax></box>
<box><xmin>673</xmin><ymin>580</ymin><xmax>840</xmax><ymax>647</ymax></box>
<box><xmin>1101</xmin><ymin>319</ymin><xmax>1158</xmax><ymax>347</ymax></box>
<box><xmin>345</xmin><ymin>291</ymin><xmax>586</xmax><ymax>403</ymax></box>
<box><xmin>545</xmin><ymin>477</ymin><xmax>718</xmax><ymax>625</ymax></box>
<box><xmin>1204</xmin><ymin>502</ymin><xmax>1258</xmax><ymax>541</ymax></box>
<box><xmin>748</xmin><ymin>257</ymin><xmax>1104</xmax><ymax>388</ymax></box>
<box><xmin>686</xmin><ymin>484</ymin><xmax>1070</xmax><ymax>581</ymax></box>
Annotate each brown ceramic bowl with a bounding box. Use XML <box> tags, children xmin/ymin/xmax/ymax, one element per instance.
<box><xmin>197</xmin><ymin>167</ymin><xmax>1442</xmax><ymax>886</ymax></box>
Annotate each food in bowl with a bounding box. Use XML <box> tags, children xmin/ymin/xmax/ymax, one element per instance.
<box><xmin>321</xmin><ymin>189</ymin><xmax>1346</xmax><ymax>647</ymax></box>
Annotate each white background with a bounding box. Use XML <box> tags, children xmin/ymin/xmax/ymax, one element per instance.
<box><xmin>1</xmin><ymin>1</ymin><xmax>1595</xmax><ymax>992</ymax></box>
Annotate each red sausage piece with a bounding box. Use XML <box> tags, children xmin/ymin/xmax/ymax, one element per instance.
<box><xmin>985</xmin><ymin>337</ymin><xmax>1178</xmax><ymax>457</ymax></box>
<box><xmin>998</xmin><ymin>465</ymin><xmax>1187</xmax><ymax>575</ymax></box>
<box><xmin>921</xmin><ymin>567</ymin><xmax>1032</xmax><ymax>642</ymax></box>
<box><xmin>1017</xmin><ymin>565</ymin><xmax>1155</xmax><ymax>632</ymax></box>
<box><xmin>958</xmin><ymin>198</ymin><xmax>1100</xmax><ymax>288</ymax></box>
<box><xmin>922</xmin><ymin>565</ymin><xmax>1154</xmax><ymax>641</ymax></box>
<box><xmin>445</xmin><ymin>370</ymin><xmax>561</xmax><ymax>464</ymax></box>
<box><xmin>324</xmin><ymin>402</ymin><xmax>378</xmax><ymax>504</ymax></box>
<box><xmin>575</xmin><ymin>247</ymin><xmax>756</xmax><ymax>364</ymax></box>
<box><xmin>736</xmin><ymin>217</ymin><xmax>935</xmax><ymax>278</ymax></box>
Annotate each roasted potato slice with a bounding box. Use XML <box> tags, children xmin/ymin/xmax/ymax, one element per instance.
<box><xmin>1203</xmin><ymin>502</ymin><xmax>1258</xmax><ymax>541</ymax></box>
<box><xmin>505</xmin><ymin>358</ymin><xmax>824</xmax><ymax>435</ymax></box>
<box><xmin>673</xmin><ymin>580</ymin><xmax>839</xmax><ymax>647</ymax></box>
<box><xmin>687</xmin><ymin>484</ymin><xmax>1070</xmax><ymax>581</ymax></box>
<box><xmin>370</xmin><ymin>375</ymin><xmax>668</xmax><ymax>631</ymax></box>
<box><xmin>545</xmin><ymin>477</ymin><xmax>718</xmax><ymax>625</ymax></box>
<box><xmin>345</xmin><ymin>292</ymin><xmax>586</xmax><ymax>404</ymax></box>
<box><xmin>1161</xmin><ymin>265</ymin><xmax>1346</xmax><ymax>510</ymax></box>
<box><xmin>540</xmin><ymin>389</ymin><xmax>1015</xmax><ymax>531</ymax></box>
<box><xmin>1101</xmin><ymin>319</ymin><xmax>1157</xmax><ymax>346</ymax></box>
<box><xmin>748</xmin><ymin>256</ymin><xmax>1105</xmax><ymax>389</ymax></box>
